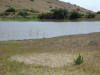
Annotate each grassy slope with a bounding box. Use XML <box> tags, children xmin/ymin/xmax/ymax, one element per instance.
<box><xmin>0</xmin><ymin>0</ymin><xmax>88</xmax><ymax>13</ymax></box>
<box><xmin>0</xmin><ymin>32</ymin><xmax>100</xmax><ymax>75</ymax></box>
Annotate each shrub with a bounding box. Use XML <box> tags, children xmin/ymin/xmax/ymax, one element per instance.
<box><xmin>38</xmin><ymin>13</ymin><xmax>52</xmax><ymax>19</ymax></box>
<box><xmin>18</xmin><ymin>11</ymin><xmax>29</xmax><ymax>17</ymax></box>
<box><xmin>0</xmin><ymin>12</ymin><xmax>10</xmax><ymax>16</ymax></box>
<box><xmin>96</xmin><ymin>11</ymin><xmax>100</xmax><ymax>14</ymax></box>
<box><xmin>74</xmin><ymin>54</ymin><xmax>84</xmax><ymax>65</ymax></box>
<box><xmin>30</xmin><ymin>0</ymin><xmax>34</xmax><ymax>1</ymax></box>
<box><xmin>38</xmin><ymin>8</ymin><xmax>69</xmax><ymax>19</ymax></box>
<box><xmin>85</xmin><ymin>12</ymin><xmax>96</xmax><ymax>18</ymax></box>
<box><xmin>51</xmin><ymin>8</ymin><xmax>68</xmax><ymax>19</ymax></box>
<box><xmin>30</xmin><ymin>9</ymin><xmax>39</xmax><ymax>13</ymax></box>
<box><xmin>69</xmin><ymin>11</ymin><xmax>82</xmax><ymax>19</ymax></box>
<box><xmin>5</xmin><ymin>7</ymin><xmax>16</xmax><ymax>13</ymax></box>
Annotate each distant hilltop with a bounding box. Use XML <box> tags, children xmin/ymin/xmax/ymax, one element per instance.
<box><xmin>0</xmin><ymin>0</ymin><xmax>90</xmax><ymax>13</ymax></box>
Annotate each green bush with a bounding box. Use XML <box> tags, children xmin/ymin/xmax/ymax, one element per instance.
<box><xmin>38</xmin><ymin>8</ymin><xmax>68</xmax><ymax>19</ymax></box>
<box><xmin>51</xmin><ymin>8</ymin><xmax>68</xmax><ymax>19</ymax></box>
<box><xmin>96</xmin><ymin>11</ymin><xmax>100</xmax><ymax>14</ymax></box>
<box><xmin>85</xmin><ymin>13</ymin><xmax>96</xmax><ymax>18</ymax></box>
<box><xmin>30</xmin><ymin>9</ymin><xmax>38</xmax><ymax>13</ymax></box>
<box><xmin>38</xmin><ymin>12</ymin><xmax>52</xmax><ymax>19</ymax></box>
<box><xmin>69</xmin><ymin>11</ymin><xmax>82</xmax><ymax>19</ymax></box>
<box><xmin>0</xmin><ymin>12</ymin><xmax>10</xmax><ymax>16</ymax></box>
<box><xmin>18</xmin><ymin>11</ymin><xmax>29</xmax><ymax>17</ymax></box>
<box><xmin>74</xmin><ymin>54</ymin><xmax>84</xmax><ymax>65</ymax></box>
<box><xmin>30</xmin><ymin>0</ymin><xmax>34</xmax><ymax>1</ymax></box>
<box><xmin>5</xmin><ymin>7</ymin><xmax>16</xmax><ymax>13</ymax></box>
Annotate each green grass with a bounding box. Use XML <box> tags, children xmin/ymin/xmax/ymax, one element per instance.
<box><xmin>0</xmin><ymin>16</ymin><xmax>39</xmax><ymax>21</ymax></box>
<box><xmin>0</xmin><ymin>14</ymin><xmax>100</xmax><ymax>21</ymax></box>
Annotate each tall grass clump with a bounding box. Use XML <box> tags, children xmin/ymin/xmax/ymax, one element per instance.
<box><xmin>74</xmin><ymin>54</ymin><xmax>84</xmax><ymax>65</ymax></box>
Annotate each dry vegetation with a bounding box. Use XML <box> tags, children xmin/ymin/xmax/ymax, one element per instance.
<box><xmin>0</xmin><ymin>0</ymin><xmax>89</xmax><ymax>13</ymax></box>
<box><xmin>0</xmin><ymin>32</ymin><xmax>100</xmax><ymax>75</ymax></box>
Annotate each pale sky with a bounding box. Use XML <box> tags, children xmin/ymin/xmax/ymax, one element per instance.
<box><xmin>60</xmin><ymin>0</ymin><xmax>100</xmax><ymax>12</ymax></box>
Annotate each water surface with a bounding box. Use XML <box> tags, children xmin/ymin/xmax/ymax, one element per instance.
<box><xmin>0</xmin><ymin>21</ymin><xmax>100</xmax><ymax>41</ymax></box>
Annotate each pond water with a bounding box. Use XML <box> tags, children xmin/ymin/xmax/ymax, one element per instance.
<box><xmin>0</xmin><ymin>21</ymin><xmax>100</xmax><ymax>41</ymax></box>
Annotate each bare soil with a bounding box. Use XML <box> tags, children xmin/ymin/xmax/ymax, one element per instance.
<box><xmin>10</xmin><ymin>53</ymin><xmax>75</xmax><ymax>67</ymax></box>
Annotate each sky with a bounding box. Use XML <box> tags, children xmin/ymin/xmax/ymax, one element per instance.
<box><xmin>60</xmin><ymin>0</ymin><xmax>100</xmax><ymax>12</ymax></box>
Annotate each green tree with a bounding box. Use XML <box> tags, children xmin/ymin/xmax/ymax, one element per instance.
<box><xmin>38</xmin><ymin>13</ymin><xmax>52</xmax><ymax>19</ymax></box>
<box><xmin>18</xmin><ymin>11</ymin><xmax>29</xmax><ymax>17</ymax></box>
<box><xmin>5</xmin><ymin>7</ymin><xmax>16</xmax><ymax>13</ymax></box>
<box><xmin>38</xmin><ymin>8</ymin><xmax>69</xmax><ymax>19</ymax></box>
<box><xmin>51</xmin><ymin>8</ymin><xmax>68</xmax><ymax>19</ymax></box>
<box><xmin>85</xmin><ymin>12</ymin><xmax>96</xmax><ymax>18</ymax></box>
<box><xmin>69</xmin><ymin>11</ymin><xmax>82</xmax><ymax>19</ymax></box>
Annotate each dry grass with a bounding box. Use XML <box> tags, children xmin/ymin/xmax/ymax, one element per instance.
<box><xmin>0</xmin><ymin>0</ymin><xmax>88</xmax><ymax>13</ymax></box>
<box><xmin>0</xmin><ymin>32</ymin><xmax>100</xmax><ymax>75</ymax></box>
<box><xmin>10</xmin><ymin>53</ymin><xmax>75</xmax><ymax>67</ymax></box>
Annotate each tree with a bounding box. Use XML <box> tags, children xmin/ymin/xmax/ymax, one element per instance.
<box><xmin>85</xmin><ymin>12</ymin><xmax>96</xmax><ymax>18</ymax></box>
<box><xmin>5</xmin><ymin>7</ymin><xmax>16</xmax><ymax>13</ymax></box>
<box><xmin>51</xmin><ymin>8</ymin><xmax>68</xmax><ymax>19</ymax></box>
<box><xmin>69</xmin><ymin>11</ymin><xmax>82</xmax><ymax>19</ymax></box>
<box><xmin>18</xmin><ymin>11</ymin><xmax>29</xmax><ymax>17</ymax></box>
<box><xmin>38</xmin><ymin>8</ymin><xmax>69</xmax><ymax>19</ymax></box>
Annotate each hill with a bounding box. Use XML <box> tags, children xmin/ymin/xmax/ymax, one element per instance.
<box><xmin>0</xmin><ymin>0</ymin><xmax>90</xmax><ymax>13</ymax></box>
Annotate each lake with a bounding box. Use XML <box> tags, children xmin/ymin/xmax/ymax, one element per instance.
<box><xmin>0</xmin><ymin>21</ymin><xmax>100</xmax><ymax>41</ymax></box>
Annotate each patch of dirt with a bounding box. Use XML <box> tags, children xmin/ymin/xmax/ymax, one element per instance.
<box><xmin>10</xmin><ymin>53</ymin><xmax>75</xmax><ymax>67</ymax></box>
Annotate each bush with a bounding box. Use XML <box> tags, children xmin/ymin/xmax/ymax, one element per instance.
<box><xmin>18</xmin><ymin>11</ymin><xmax>29</xmax><ymax>17</ymax></box>
<box><xmin>0</xmin><ymin>12</ymin><xmax>10</xmax><ymax>16</ymax></box>
<box><xmin>38</xmin><ymin>13</ymin><xmax>52</xmax><ymax>19</ymax></box>
<box><xmin>85</xmin><ymin>13</ymin><xmax>96</xmax><ymax>18</ymax></box>
<box><xmin>30</xmin><ymin>0</ymin><xmax>34</xmax><ymax>1</ymax></box>
<box><xmin>51</xmin><ymin>8</ymin><xmax>68</xmax><ymax>19</ymax></box>
<box><xmin>74</xmin><ymin>54</ymin><xmax>84</xmax><ymax>65</ymax></box>
<box><xmin>38</xmin><ymin>8</ymin><xmax>69</xmax><ymax>19</ymax></box>
<box><xmin>5</xmin><ymin>7</ymin><xmax>16</xmax><ymax>13</ymax></box>
<box><xmin>69</xmin><ymin>11</ymin><xmax>82</xmax><ymax>19</ymax></box>
<box><xmin>96</xmin><ymin>11</ymin><xmax>100</xmax><ymax>14</ymax></box>
<box><xmin>30</xmin><ymin>9</ymin><xmax>38</xmax><ymax>13</ymax></box>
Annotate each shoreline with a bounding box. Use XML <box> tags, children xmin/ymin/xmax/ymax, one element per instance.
<box><xmin>0</xmin><ymin>15</ymin><xmax>100</xmax><ymax>21</ymax></box>
<box><xmin>0</xmin><ymin>32</ymin><xmax>100</xmax><ymax>75</ymax></box>
<box><xmin>0</xmin><ymin>32</ymin><xmax>99</xmax><ymax>42</ymax></box>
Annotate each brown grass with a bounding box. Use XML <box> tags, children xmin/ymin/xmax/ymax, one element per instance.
<box><xmin>10</xmin><ymin>53</ymin><xmax>75</xmax><ymax>67</ymax></box>
<box><xmin>0</xmin><ymin>32</ymin><xmax>100</xmax><ymax>75</ymax></box>
<box><xmin>0</xmin><ymin>0</ymin><xmax>88</xmax><ymax>13</ymax></box>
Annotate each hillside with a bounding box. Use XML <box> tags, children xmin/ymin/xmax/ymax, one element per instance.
<box><xmin>0</xmin><ymin>0</ymin><xmax>89</xmax><ymax>13</ymax></box>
